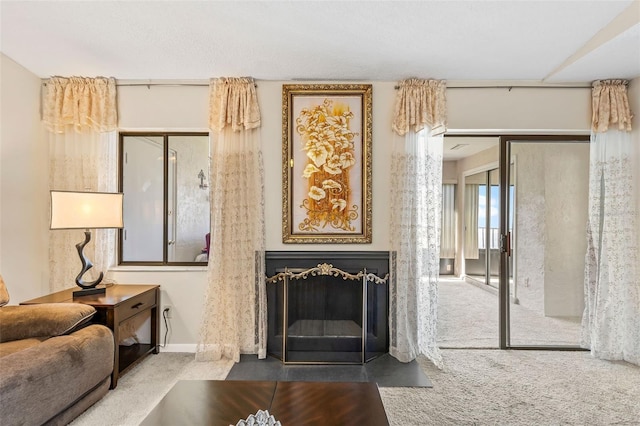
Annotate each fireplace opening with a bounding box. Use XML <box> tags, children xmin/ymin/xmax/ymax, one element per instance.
<box><xmin>266</xmin><ymin>252</ymin><xmax>389</xmax><ymax>364</ymax></box>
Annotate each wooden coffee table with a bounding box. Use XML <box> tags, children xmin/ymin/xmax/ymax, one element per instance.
<box><xmin>141</xmin><ymin>380</ymin><xmax>389</xmax><ymax>425</ymax></box>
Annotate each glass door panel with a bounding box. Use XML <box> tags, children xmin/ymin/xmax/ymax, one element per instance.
<box><xmin>440</xmin><ymin>168</ymin><xmax>499</xmax><ymax>348</ymax></box>
<box><xmin>464</xmin><ymin>171</ymin><xmax>487</xmax><ymax>284</ymax></box>
<box><xmin>504</xmin><ymin>140</ymin><xmax>589</xmax><ymax>347</ymax></box>
<box><xmin>486</xmin><ymin>169</ymin><xmax>500</xmax><ymax>288</ymax></box>
<box><xmin>465</xmin><ymin>169</ymin><xmax>500</xmax><ymax>288</ymax></box>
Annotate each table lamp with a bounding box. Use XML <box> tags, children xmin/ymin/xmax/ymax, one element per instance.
<box><xmin>50</xmin><ymin>190</ymin><xmax>123</xmax><ymax>297</ymax></box>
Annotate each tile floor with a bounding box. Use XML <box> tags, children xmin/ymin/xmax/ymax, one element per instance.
<box><xmin>226</xmin><ymin>353</ymin><xmax>432</xmax><ymax>387</ymax></box>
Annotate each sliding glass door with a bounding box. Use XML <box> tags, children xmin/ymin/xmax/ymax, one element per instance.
<box><xmin>499</xmin><ymin>136</ymin><xmax>590</xmax><ymax>348</ymax></box>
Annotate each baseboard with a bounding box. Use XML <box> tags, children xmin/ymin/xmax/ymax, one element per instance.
<box><xmin>160</xmin><ymin>344</ymin><xmax>197</xmax><ymax>353</ymax></box>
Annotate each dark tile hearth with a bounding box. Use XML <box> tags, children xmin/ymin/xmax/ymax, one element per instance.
<box><xmin>225</xmin><ymin>354</ymin><xmax>432</xmax><ymax>388</ymax></box>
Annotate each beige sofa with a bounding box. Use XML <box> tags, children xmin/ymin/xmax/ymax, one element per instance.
<box><xmin>0</xmin><ymin>275</ymin><xmax>114</xmax><ymax>425</ymax></box>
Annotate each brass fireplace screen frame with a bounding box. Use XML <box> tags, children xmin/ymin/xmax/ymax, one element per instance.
<box><xmin>266</xmin><ymin>263</ymin><xmax>389</xmax><ymax>365</ymax></box>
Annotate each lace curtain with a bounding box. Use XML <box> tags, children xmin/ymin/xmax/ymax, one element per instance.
<box><xmin>581</xmin><ymin>80</ymin><xmax>639</xmax><ymax>366</ymax></box>
<box><xmin>389</xmin><ymin>79</ymin><xmax>446</xmax><ymax>367</ymax></box>
<box><xmin>196</xmin><ymin>77</ymin><xmax>266</xmax><ymax>362</ymax></box>
<box><xmin>44</xmin><ymin>77</ymin><xmax>118</xmax><ymax>292</ymax></box>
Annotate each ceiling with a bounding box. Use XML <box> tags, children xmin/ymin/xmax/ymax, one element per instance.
<box><xmin>443</xmin><ymin>137</ymin><xmax>499</xmax><ymax>161</ymax></box>
<box><xmin>1</xmin><ymin>1</ymin><xmax>638</xmax><ymax>83</ymax></box>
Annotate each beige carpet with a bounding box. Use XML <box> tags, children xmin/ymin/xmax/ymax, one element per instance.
<box><xmin>438</xmin><ymin>278</ymin><xmax>582</xmax><ymax>347</ymax></box>
<box><xmin>381</xmin><ymin>350</ymin><xmax>640</xmax><ymax>425</ymax></box>
<box><xmin>71</xmin><ymin>350</ymin><xmax>640</xmax><ymax>426</ymax></box>
<box><xmin>70</xmin><ymin>353</ymin><xmax>234</xmax><ymax>426</ymax></box>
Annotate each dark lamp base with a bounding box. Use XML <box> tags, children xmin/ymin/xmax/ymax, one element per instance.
<box><xmin>73</xmin><ymin>287</ymin><xmax>106</xmax><ymax>298</ymax></box>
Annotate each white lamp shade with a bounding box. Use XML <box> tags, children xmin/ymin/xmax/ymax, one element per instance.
<box><xmin>50</xmin><ymin>191</ymin><xmax>124</xmax><ymax>230</ymax></box>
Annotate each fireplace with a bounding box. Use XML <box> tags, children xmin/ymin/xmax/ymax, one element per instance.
<box><xmin>266</xmin><ymin>251</ymin><xmax>389</xmax><ymax>364</ymax></box>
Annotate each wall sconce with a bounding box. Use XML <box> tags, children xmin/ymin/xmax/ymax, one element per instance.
<box><xmin>198</xmin><ymin>169</ymin><xmax>208</xmax><ymax>190</ymax></box>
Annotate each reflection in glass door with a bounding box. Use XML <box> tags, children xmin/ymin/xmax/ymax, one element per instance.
<box><xmin>464</xmin><ymin>169</ymin><xmax>500</xmax><ymax>288</ymax></box>
<box><xmin>501</xmin><ymin>138</ymin><xmax>590</xmax><ymax>347</ymax></box>
<box><xmin>167</xmin><ymin>149</ymin><xmax>177</xmax><ymax>261</ymax></box>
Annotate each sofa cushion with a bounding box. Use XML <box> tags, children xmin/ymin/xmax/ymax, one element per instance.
<box><xmin>0</xmin><ymin>303</ymin><xmax>96</xmax><ymax>343</ymax></box>
<box><xmin>0</xmin><ymin>275</ymin><xmax>9</xmax><ymax>307</ymax></box>
<box><xmin>0</xmin><ymin>337</ymin><xmax>47</xmax><ymax>358</ymax></box>
<box><xmin>0</xmin><ymin>324</ymin><xmax>114</xmax><ymax>426</ymax></box>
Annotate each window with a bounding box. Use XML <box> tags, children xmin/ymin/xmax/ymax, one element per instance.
<box><xmin>119</xmin><ymin>133</ymin><xmax>210</xmax><ymax>265</ymax></box>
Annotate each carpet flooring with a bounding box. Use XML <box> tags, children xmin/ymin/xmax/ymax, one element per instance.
<box><xmin>437</xmin><ymin>278</ymin><xmax>582</xmax><ymax>347</ymax></box>
<box><xmin>70</xmin><ymin>350</ymin><xmax>640</xmax><ymax>426</ymax></box>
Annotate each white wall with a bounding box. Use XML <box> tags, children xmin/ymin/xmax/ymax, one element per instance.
<box><xmin>447</xmin><ymin>87</ymin><xmax>590</xmax><ymax>132</ymax></box>
<box><xmin>0</xmin><ymin>53</ymin><xmax>49</xmax><ymax>303</ymax></box>
<box><xmin>3</xmin><ymin>71</ymin><xmax>601</xmax><ymax>347</ymax></box>
<box><xmin>442</xmin><ymin>161</ymin><xmax>458</xmax><ymax>183</ymax></box>
<box><xmin>118</xmin><ymin>85</ymin><xmax>209</xmax><ymax>130</ymax></box>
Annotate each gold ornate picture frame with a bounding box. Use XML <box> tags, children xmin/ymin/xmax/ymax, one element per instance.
<box><xmin>282</xmin><ymin>84</ymin><xmax>372</xmax><ymax>244</ymax></box>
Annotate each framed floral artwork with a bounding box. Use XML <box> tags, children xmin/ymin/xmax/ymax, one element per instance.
<box><xmin>282</xmin><ymin>84</ymin><xmax>372</xmax><ymax>243</ymax></box>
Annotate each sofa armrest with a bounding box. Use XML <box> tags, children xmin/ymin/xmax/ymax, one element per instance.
<box><xmin>0</xmin><ymin>324</ymin><xmax>114</xmax><ymax>426</ymax></box>
<box><xmin>0</xmin><ymin>303</ymin><xmax>96</xmax><ymax>343</ymax></box>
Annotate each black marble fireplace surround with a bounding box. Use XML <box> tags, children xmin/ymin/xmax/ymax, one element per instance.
<box><xmin>266</xmin><ymin>251</ymin><xmax>389</xmax><ymax>364</ymax></box>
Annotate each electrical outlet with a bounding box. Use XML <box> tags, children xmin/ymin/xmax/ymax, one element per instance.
<box><xmin>163</xmin><ymin>305</ymin><xmax>172</xmax><ymax>319</ymax></box>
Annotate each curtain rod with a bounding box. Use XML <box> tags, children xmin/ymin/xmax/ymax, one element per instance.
<box><xmin>40</xmin><ymin>81</ymin><xmax>256</xmax><ymax>88</ymax></box>
<box><xmin>394</xmin><ymin>85</ymin><xmax>592</xmax><ymax>90</ymax></box>
<box><xmin>116</xmin><ymin>82</ymin><xmax>257</xmax><ymax>88</ymax></box>
<box><xmin>41</xmin><ymin>80</ymin><xmax>595</xmax><ymax>90</ymax></box>
<box><xmin>116</xmin><ymin>83</ymin><xmax>209</xmax><ymax>87</ymax></box>
<box><xmin>117</xmin><ymin>83</ymin><xmax>588</xmax><ymax>89</ymax></box>
<box><xmin>118</xmin><ymin>82</ymin><xmax>589</xmax><ymax>89</ymax></box>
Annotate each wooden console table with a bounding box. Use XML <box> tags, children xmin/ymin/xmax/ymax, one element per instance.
<box><xmin>21</xmin><ymin>284</ymin><xmax>160</xmax><ymax>388</ymax></box>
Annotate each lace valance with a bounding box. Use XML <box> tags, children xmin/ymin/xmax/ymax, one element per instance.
<box><xmin>392</xmin><ymin>78</ymin><xmax>447</xmax><ymax>136</ymax></box>
<box><xmin>42</xmin><ymin>76</ymin><xmax>117</xmax><ymax>133</ymax></box>
<box><xmin>591</xmin><ymin>80</ymin><xmax>633</xmax><ymax>133</ymax></box>
<box><xmin>209</xmin><ymin>77</ymin><xmax>261</xmax><ymax>132</ymax></box>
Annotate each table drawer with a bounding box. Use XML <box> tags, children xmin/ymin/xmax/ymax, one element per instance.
<box><xmin>118</xmin><ymin>289</ymin><xmax>157</xmax><ymax>322</ymax></box>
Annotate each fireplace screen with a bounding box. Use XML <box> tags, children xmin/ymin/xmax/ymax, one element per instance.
<box><xmin>267</xmin><ymin>263</ymin><xmax>388</xmax><ymax>364</ymax></box>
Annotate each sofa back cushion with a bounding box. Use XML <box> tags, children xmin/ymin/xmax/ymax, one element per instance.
<box><xmin>0</xmin><ymin>275</ymin><xmax>9</xmax><ymax>307</ymax></box>
<box><xmin>0</xmin><ymin>303</ymin><xmax>96</xmax><ymax>343</ymax></box>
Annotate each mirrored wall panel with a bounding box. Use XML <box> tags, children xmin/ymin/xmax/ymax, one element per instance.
<box><xmin>120</xmin><ymin>133</ymin><xmax>210</xmax><ymax>264</ymax></box>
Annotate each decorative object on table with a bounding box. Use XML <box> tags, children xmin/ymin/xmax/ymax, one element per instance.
<box><xmin>234</xmin><ymin>409</ymin><xmax>281</xmax><ymax>426</ymax></box>
<box><xmin>282</xmin><ymin>84</ymin><xmax>372</xmax><ymax>243</ymax></box>
<box><xmin>50</xmin><ymin>190</ymin><xmax>123</xmax><ymax>296</ymax></box>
